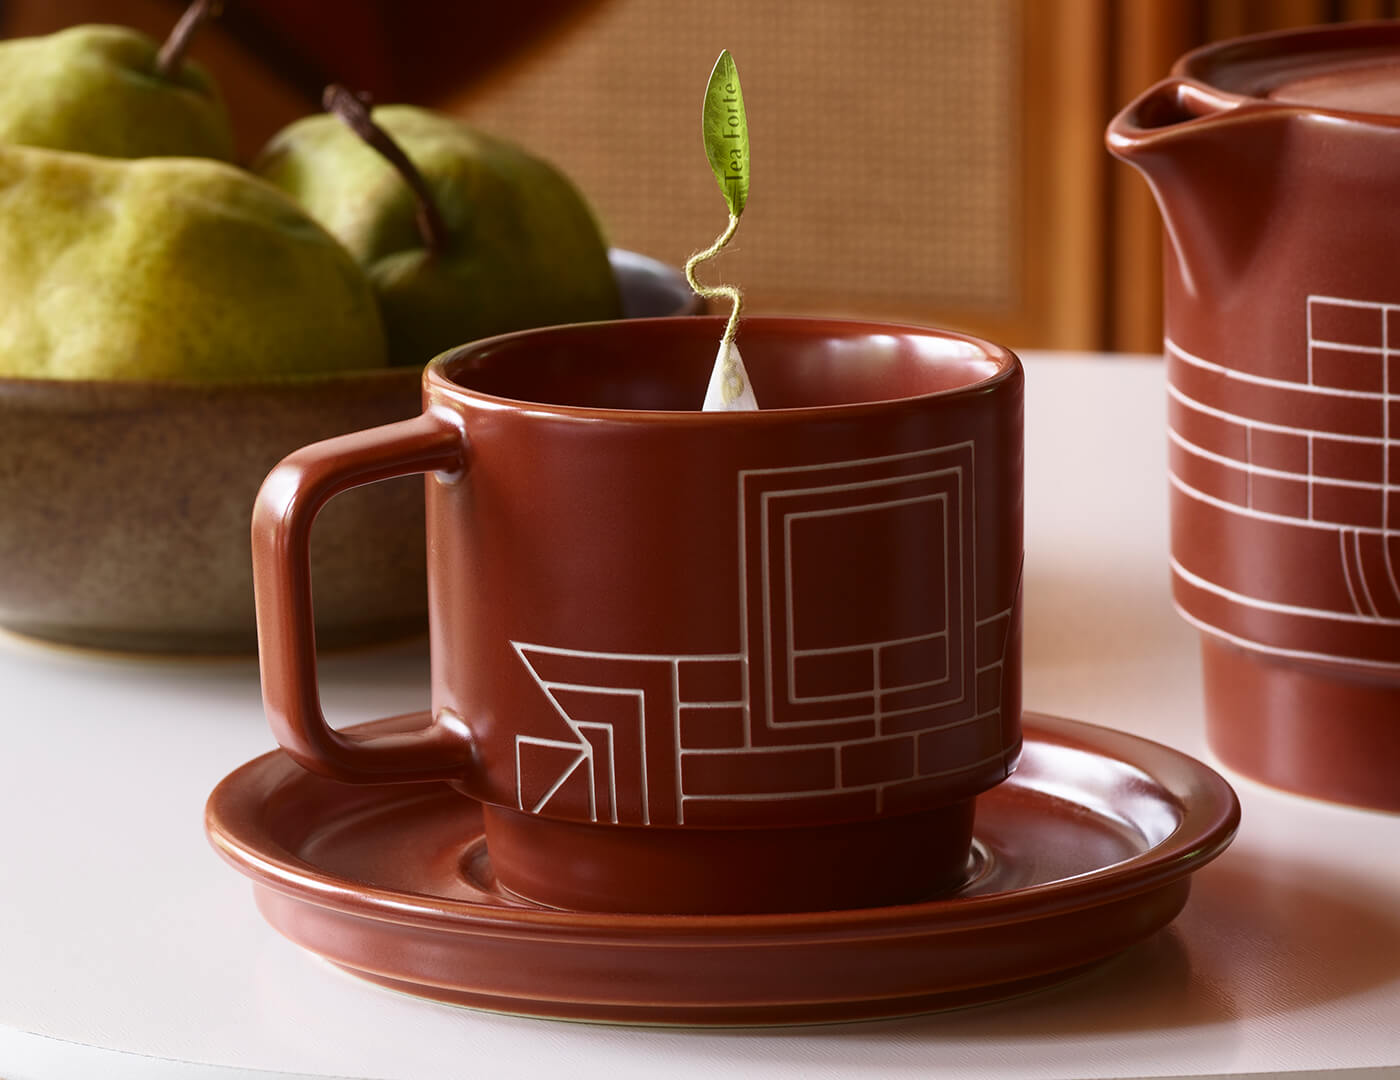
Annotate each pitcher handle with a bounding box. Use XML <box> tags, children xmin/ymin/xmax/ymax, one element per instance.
<box><xmin>251</xmin><ymin>407</ymin><xmax>475</xmax><ymax>783</ymax></box>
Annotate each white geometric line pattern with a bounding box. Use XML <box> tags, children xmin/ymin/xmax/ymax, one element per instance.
<box><xmin>1169</xmin><ymin>555</ymin><xmax>1400</xmax><ymax>627</ymax></box>
<box><xmin>513</xmin><ymin>645</ymin><xmax>737</xmax><ymax>826</ymax></box>
<box><xmin>1173</xmin><ymin>600</ymin><xmax>1400</xmax><ymax>672</ymax></box>
<box><xmin>742</xmin><ymin>447</ymin><xmax>975</xmax><ymax>737</ymax></box>
<box><xmin>512</xmin><ymin>643</ymin><xmax>663</xmax><ymax>825</ymax></box>
<box><xmin>782</xmin><ymin>494</ymin><xmax>951</xmax><ymax>708</ymax></box>
<box><xmin>513</xmin><ymin>737</ymin><xmax>588</xmax><ymax>814</ymax></box>
<box><xmin>1165</xmin><ymin>293</ymin><xmax>1400</xmax><ymax>646</ymax></box>
<box><xmin>512</xmin><ymin>445</ymin><xmax>1013</xmax><ymax>826</ymax></box>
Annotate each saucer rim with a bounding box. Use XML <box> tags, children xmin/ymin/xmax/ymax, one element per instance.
<box><xmin>205</xmin><ymin>711</ymin><xmax>1241</xmax><ymax>937</ymax></box>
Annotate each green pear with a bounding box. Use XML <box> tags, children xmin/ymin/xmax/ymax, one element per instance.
<box><xmin>253</xmin><ymin>92</ymin><xmax>621</xmax><ymax>367</ymax></box>
<box><xmin>0</xmin><ymin>0</ymin><xmax>234</xmax><ymax>160</ymax></box>
<box><xmin>0</xmin><ymin>145</ymin><xmax>387</xmax><ymax>380</ymax></box>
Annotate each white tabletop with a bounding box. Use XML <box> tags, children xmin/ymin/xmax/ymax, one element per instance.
<box><xmin>2</xmin><ymin>353</ymin><xmax>1398</xmax><ymax>1080</ymax></box>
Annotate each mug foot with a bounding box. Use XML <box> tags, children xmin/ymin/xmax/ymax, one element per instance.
<box><xmin>480</xmin><ymin>800</ymin><xmax>978</xmax><ymax>915</ymax></box>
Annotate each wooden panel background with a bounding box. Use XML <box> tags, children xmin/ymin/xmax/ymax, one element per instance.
<box><xmin>447</xmin><ymin>0</ymin><xmax>1400</xmax><ymax>352</ymax></box>
<box><xmin>449</xmin><ymin>0</ymin><xmax>1108</xmax><ymax>351</ymax></box>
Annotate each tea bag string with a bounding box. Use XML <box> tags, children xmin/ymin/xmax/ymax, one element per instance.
<box><xmin>685</xmin><ymin>212</ymin><xmax>742</xmax><ymax>356</ymax></box>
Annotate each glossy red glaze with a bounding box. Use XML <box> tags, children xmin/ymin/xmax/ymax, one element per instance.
<box><xmin>204</xmin><ymin>712</ymin><xmax>1240</xmax><ymax>1025</ymax></box>
<box><xmin>252</xmin><ymin>316</ymin><xmax>1024</xmax><ymax>913</ymax></box>
<box><xmin>1108</xmin><ymin>23</ymin><xmax>1400</xmax><ymax>812</ymax></box>
<box><xmin>1202</xmin><ymin>637</ymin><xmax>1400</xmax><ymax>810</ymax></box>
<box><xmin>481</xmin><ymin>799</ymin><xmax>975</xmax><ymax>915</ymax></box>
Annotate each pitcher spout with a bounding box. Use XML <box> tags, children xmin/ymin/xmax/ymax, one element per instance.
<box><xmin>1108</xmin><ymin>78</ymin><xmax>1286</xmax><ymax>301</ymax></box>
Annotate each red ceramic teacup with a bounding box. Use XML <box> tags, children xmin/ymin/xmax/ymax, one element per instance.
<box><xmin>252</xmin><ymin>316</ymin><xmax>1024</xmax><ymax>914</ymax></box>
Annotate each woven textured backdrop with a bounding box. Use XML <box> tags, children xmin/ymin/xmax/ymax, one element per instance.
<box><xmin>449</xmin><ymin>0</ymin><xmax>1017</xmax><ymax>323</ymax></box>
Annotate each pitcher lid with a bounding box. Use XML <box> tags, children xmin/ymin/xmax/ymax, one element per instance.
<box><xmin>1177</xmin><ymin>21</ymin><xmax>1400</xmax><ymax>117</ymax></box>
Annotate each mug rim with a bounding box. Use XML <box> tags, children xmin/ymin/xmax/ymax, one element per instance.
<box><xmin>421</xmin><ymin>315</ymin><xmax>1020</xmax><ymax>422</ymax></box>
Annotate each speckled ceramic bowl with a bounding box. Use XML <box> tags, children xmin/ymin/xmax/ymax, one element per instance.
<box><xmin>0</xmin><ymin>250</ymin><xmax>698</xmax><ymax>654</ymax></box>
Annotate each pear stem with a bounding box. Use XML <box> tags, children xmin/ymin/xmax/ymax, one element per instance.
<box><xmin>155</xmin><ymin>0</ymin><xmax>222</xmax><ymax>80</ymax></box>
<box><xmin>323</xmin><ymin>85</ymin><xmax>450</xmax><ymax>258</ymax></box>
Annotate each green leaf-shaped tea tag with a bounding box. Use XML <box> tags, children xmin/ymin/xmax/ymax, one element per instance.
<box><xmin>702</xmin><ymin>49</ymin><xmax>748</xmax><ymax>218</ymax></box>
<box><xmin>689</xmin><ymin>49</ymin><xmax>756</xmax><ymax>410</ymax></box>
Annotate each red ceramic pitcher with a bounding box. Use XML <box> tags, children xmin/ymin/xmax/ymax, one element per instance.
<box><xmin>1108</xmin><ymin>23</ymin><xmax>1400</xmax><ymax>812</ymax></box>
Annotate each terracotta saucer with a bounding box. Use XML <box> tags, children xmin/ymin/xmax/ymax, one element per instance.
<box><xmin>206</xmin><ymin>712</ymin><xmax>1239</xmax><ymax>1026</ymax></box>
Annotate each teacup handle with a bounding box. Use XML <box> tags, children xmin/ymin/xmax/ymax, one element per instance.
<box><xmin>251</xmin><ymin>407</ymin><xmax>475</xmax><ymax>783</ymax></box>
